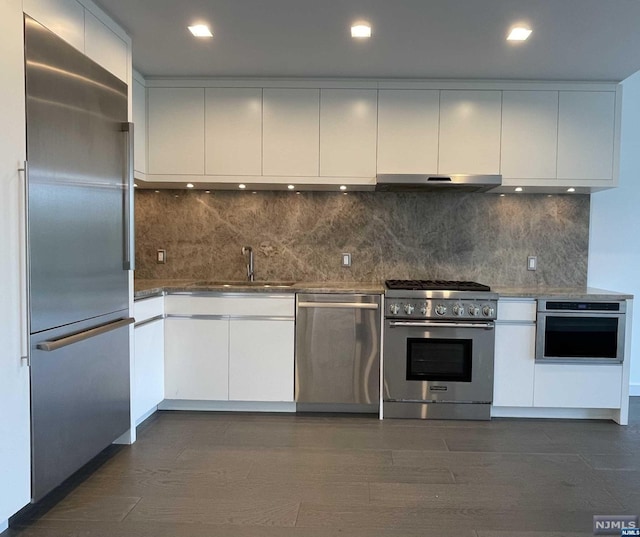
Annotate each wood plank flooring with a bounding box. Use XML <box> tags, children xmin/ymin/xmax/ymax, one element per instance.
<box><xmin>6</xmin><ymin>398</ymin><xmax>640</xmax><ymax>537</ymax></box>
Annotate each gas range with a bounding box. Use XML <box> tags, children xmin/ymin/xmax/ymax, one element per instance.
<box><xmin>384</xmin><ymin>280</ymin><xmax>498</xmax><ymax>321</ymax></box>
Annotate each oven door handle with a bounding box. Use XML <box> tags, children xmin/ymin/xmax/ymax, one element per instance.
<box><xmin>389</xmin><ymin>321</ymin><xmax>495</xmax><ymax>329</ymax></box>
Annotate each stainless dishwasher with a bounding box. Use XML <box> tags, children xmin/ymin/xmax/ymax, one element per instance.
<box><xmin>295</xmin><ymin>293</ymin><xmax>381</xmax><ymax>412</ymax></box>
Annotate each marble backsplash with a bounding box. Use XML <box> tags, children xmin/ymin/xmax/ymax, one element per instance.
<box><xmin>134</xmin><ymin>190</ymin><xmax>590</xmax><ymax>287</ymax></box>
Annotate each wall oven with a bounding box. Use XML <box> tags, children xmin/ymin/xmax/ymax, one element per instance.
<box><xmin>536</xmin><ymin>299</ymin><xmax>626</xmax><ymax>364</ymax></box>
<box><xmin>383</xmin><ymin>280</ymin><xmax>498</xmax><ymax>420</ymax></box>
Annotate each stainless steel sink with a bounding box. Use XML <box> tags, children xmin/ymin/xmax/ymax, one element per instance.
<box><xmin>193</xmin><ymin>280</ymin><xmax>296</xmax><ymax>288</ymax></box>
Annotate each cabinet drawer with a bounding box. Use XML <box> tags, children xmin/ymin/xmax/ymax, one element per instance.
<box><xmin>165</xmin><ymin>295</ymin><xmax>295</xmax><ymax>317</ymax></box>
<box><xmin>134</xmin><ymin>296</ymin><xmax>164</xmax><ymax>322</ymax></box>
<box><xmin>497</xmin><ymin>299</ymin><xmax>536</xmax><ymax>322</ymax></box>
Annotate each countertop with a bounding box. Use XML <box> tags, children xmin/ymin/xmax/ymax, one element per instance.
<box><xmin>134</xmin><ymin>279</ymin><xmax>633</xmax><ymax>300</ymax></box>
<box><xmin>134</xmin><ymin>279</ymin><xmax>385</xmax><ymax>299</ymax></box>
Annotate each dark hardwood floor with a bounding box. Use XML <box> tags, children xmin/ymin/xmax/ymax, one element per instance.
<box><xmin>6</xmin><ymin>398</ymin><xmax>640</xmax><ymax>537</ymax></box>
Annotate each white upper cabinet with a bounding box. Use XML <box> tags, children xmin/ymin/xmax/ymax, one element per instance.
<box><xmin>501</xmin><ymin>91</ymin><xmax>558</xmax><ymax>180</ymax></box>
<box><xmin>148</xmin><ymin>88</ymin><xmax>205</xmax><ymax>175</ymax></box>
<box><xmin>133</xmin><ymin>77</ymin><xmax>146</xmax><ymax>175</ymax></box>
<box><xmin>439</xmin><ymin>90</ymin><xmax>501</xmax><ymax>175</ymax></box>
<box><xmin>557</xmin><ymin>91</ymin><xmax>616</xmax><ymax>181</ymax></box>
<box><xmin>205</xmin><ymin>88</ymin><xmax>262</xmax><ymax>176</ymax></box>
<box><xmin>84</xmin><ymin>9</ymin><xmax>127</xmax><ymax>82</ymax></box>
<box><xmin>263</xmin><ymin>88</ymin><xmax>320</xmax><ymax>177</ymax></box>
<box><xmin>377</xmin><ymin>90</ymin><xmax>439</xmax><ymax>174</ymax></box>
<box><xmin>23</xmin><ymin>0</ymin><xmax>85</xmax><ymax>51</ymax></box>
<box><xmin>320</xmin><ymin>89</ymin><xmax>377</xmax><ymax>178</ymax></box>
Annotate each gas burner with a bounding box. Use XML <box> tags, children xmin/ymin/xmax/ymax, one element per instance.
<box><xmin>385</xmin><ymin>280</ymin><xmax>492</xmax><ymax>292</ymax></box>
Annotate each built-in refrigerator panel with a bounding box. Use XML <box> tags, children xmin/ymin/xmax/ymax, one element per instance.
<box><xmin>29</xmin><ymin>312</ymin><xmax>131</xmax><ymax>502</ymax></box>
<box><xmin>25</xmin><ymin>15</ymin><xmax>129</xmax><ymax>334</ymax></box>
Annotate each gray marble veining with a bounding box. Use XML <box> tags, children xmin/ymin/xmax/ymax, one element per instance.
<box><xmin>134</xmin><ymin>190</ymin><xmax>590</xmax><ymax>287</ymax></box>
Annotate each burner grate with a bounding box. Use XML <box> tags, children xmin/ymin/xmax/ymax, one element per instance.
<box><xmin>385</xmin><ymin>279</ymin><xmax>491</xmax><ymax>292</ymax></box>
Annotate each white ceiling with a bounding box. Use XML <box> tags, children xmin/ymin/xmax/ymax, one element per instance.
<box><xmin>94</xmin><ymin>0</ymin><xmax>640</xmax><ymax>82</ymax></box>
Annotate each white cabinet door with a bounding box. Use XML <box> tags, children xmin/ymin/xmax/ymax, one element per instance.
<box><xmin>320</xmin><ymin>89</ymin><xmax>377</xmax><ymax>177</ymax></box>
<box><xmin>133</xmin><ymin>77</ymin><xmax>146</xmax><ymax>175</ymax></box>
<box><xmin>84</xmin><ymin>10</ymin><xmax>128</xmax><ymax>82</ymax></box>
<box><xmin>493</xmin><ymin>324</ymin><xmax>536</xmax><ymax>407</ymax></box>
<box><xmin>205</xmin><ymin>88</ymin><xmax>262</xmax><ymax>176</ymax></box>
<box><xmin>377</xmin><ymin>90</ymin><xmax>439</xmax><ymax>174</ymax></box>
<box><xmin>263</xmin><ymin>88</ymin><xmax>320</xmax><ymax>177</ymax></box>
<box><xmin>557</xmin><ymin>91</ymin><xmax>616</xmax><ymax>181</ymax></box>
<box><xmin>148</xmin><ymin>88</ymin><xmax>205</xmax><ymax>175</ymax></box>
<box><xmin>229</xmin><ymin>319</ymin><xmax>294</xmax><ymax>402</ymax></box>
<box><xmin>164</xmin><ymin>318</ymin><xmax>229</xmax><ymax>400</ymax></box>
<box><xmin>439</xmin><ymin>90</ymin><xmax>501</xmax><ymax>175</ymax></box>
<box><xmin>0</xmin><ymin>0</ymin><xmax>31</xmax><ymax>523</ymax></box>
<box><xmin>501</xmin><ymin>91</ymin><xmax>558</xmax><ymax>180</ymax></box>
<box><xmin>533</xmin><ymin>364</ymin><xmax>622</xmax><ymax>408</ymax></box>
<box><xmin>133</xmin><ymin>319</ymin><xmax>164</xmax><ymax>422</ymax></box>
<box><xmin>23</xmin><ymin>0</ymin><xmax>85</xmax><ymax>52</ymax></box>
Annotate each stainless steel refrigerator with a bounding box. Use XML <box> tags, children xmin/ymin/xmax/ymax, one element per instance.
<box><xmin>24</xmin><ymin>15</ymin><xmax>134</xmax><ymax>502</ymax></box>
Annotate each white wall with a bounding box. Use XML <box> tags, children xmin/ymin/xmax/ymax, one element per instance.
<box><xmin>589</xmin><ymin>70</ymin><xmax>640</xmax><ymax>395</ymax></box>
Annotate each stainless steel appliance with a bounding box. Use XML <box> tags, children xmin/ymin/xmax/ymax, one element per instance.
<box><xmin>383</xmin><ymin>280</ymin><xmax>498</xmax><ymax>420</ymax></box>
<box><xmin>376</xmin><ymin>174</ymin><xmax>502</xmax><ymax>192</ymax></box>
<box><xmin>536</xmin><ymin>299</ymin><xmax>626</xmax><ymax>364</ymax></box>
<box><xmin>295</xmin><ymin>294</ymin><xmax>380</xmax><ymax>412</ymax></box>
<box><xmin>25</xmin><ymin>16</ymin><xmax>134</xmax><ymax>501</ymax></box>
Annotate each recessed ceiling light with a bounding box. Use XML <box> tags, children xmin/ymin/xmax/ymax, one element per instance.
<box><xmin>515</xmin><ymin>187</ymin><xmax>523</xmax><ymax>192</ymax></box>
<box><xmin>186</xmin><ymin>183</ymin><xmax>194</xmax><ymax>188</ymax></box>
<box><xmin>507</xmin><ymin>27</ymin><xmax>532</xmax><ymax>41</ymax></box>
<box><xmin>188</xmin><ymin>24</ymin><xmax>213</xmax><ymax>38</ymax></box>
<box><xmin>287</xmin><ymin>184</ymin><xmax>295</xmax><ymax>190</ymax></box>
<box><xmin>339</xmin><ymin>185</ymin><xmax>347</xmax><ymax>191</ymax></box>
<box><xmin>351</xmin><ymin>22</ymin><xmax>371</xmax><ymax>39</ymax></box>
<box><xmin>567</xmin><ymin>187</ymin><xmax>576</xmax><ymax>193</ymax></box>
<box><xmin>238</xmin><ymin>184</ymin><xmax>246</xmax><ymax>189</ymax></box>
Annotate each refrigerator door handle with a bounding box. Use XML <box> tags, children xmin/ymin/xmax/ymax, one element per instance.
<box><xmin>37</xmin><ymin>317</ymin><xmax>135</xmax><ymax>352</ymax></box>
<box><xmin>122</xmin><ymin>122</ymin><xmax>135</xmax><ymax>271</ymax></box>
<box><xmin>18</xmin><ymin>161</ymin><xmax>31</xmax><ymax>366</ymax></box>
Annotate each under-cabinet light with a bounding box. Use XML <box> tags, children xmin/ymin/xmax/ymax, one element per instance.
<box><xmin>238</xmin><ymin>184</ymin><xmax>246</xmax><ymax>189</ymax></box>
<box><xmin>567</xmin><ymin>187</ymin><xmax>576</xmax><ymax>193</ymax></box>
<box><xmin>186</xmin><ymin>183</ymin><xmax>194</xmax><ymax>188</ymax></box>
<box><xmin>507</xmin><ymin>27</ymin><xmax>532</xmax><ymax>41</ymax></box>
<box><xmin>188</xmin><ymin>25</ymin><xmax>213</xmax><ymax>38</ymax></box>
<box><xmin>340</xmin><ymin>185</ymin><xmax>347</xmax><ymax>191</ymax></box>
<box><xmin>515</xmin><ymin>187</ymin><xmax>523</xmax><ymax>192</ymax></box>
<box><xmin>287</xmin><ymin>184</ymin><xmax>295</xmax><ymax>190</ymax></box>
<box><xmin>351</xmin><ymin>22</ymin><xmax>372</xmax><ymax>38</ymax></box>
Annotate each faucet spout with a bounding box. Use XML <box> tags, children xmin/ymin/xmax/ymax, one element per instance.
<box><xmin>241</xmin><ymin>246</ymin><xmax>254</xmax><ymax>282</ymax></box>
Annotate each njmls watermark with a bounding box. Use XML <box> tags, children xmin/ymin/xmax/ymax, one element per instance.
<box><xmin>593</xmin><ymin>515</ymin><xmax>639</xmax><ymax>535</ymax></box>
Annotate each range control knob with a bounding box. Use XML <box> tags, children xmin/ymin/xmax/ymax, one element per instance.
<box><xmin>420</xmin><ymin>303</ymin><xmax>429</xmax><ymax>315</ymax></box>
<box><xmin>404</xmin><ymin>304</ymin><xmax>415</xmax><ymax>315</ymax></box>
<box><xmin>468</xmin><ymin>305</ymin><xmax>480</xmax><ymax>316</ymax></box>
<box><xmin>482</xmin><ymin>305</ymin><xmax>495</xmax><ymax>317</ymax></box>
<box><xmin>452</xmin><ymin>304</ymin><xmax>465</xmax><ymax>316</ymax></box>
<box><xmin>435</xmin><ymin>304</ymin><xmax>447</xmax><ymax>316</ymax></box>
<box><xmin>389</xmin><ymin>303</ymin><xmax>400</xmax><ymax>315</ymax></box>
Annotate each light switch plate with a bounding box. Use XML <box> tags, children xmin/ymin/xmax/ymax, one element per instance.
<box><xmin>157</xmin><ymin>249</ymin><xmax>167</xmax><ymax>264</ymax></box>
<box><xmin>527</xmin><ymin>255</ymin><xmax>537</xmax><ymax>271</ymax></box>
<box><xmin>341</xmin><ymin>253</ymin><xmax>352</xmax><ymax>267</ymax></box>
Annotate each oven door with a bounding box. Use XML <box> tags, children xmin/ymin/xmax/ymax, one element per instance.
<box><xmin>384</xmin><ymin>320</ymin><xmax>495</xmax><ymax>404</ymax></box>
<box><xmin>536</xmin><ymin>312</ymin><xmax>625</xmax><ymax>363</ymax></box>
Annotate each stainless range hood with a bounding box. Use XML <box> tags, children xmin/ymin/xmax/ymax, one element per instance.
<box><xmin>375</xmin><ymin>174</ymin><xmax>502</xmax><ymax>192</ymax></box>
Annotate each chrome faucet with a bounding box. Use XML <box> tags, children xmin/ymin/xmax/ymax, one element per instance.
<box><xmin>241</xmin><ymin>246</ymin><xmax>254</xmax><ymax>282</ymax></box>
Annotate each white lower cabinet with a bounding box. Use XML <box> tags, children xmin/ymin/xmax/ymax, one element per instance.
<box><xmin>533</xmin><ymin>364</ymin><xmax>623</xmax><ymax>409</ymax></box>
<box><xmin>164</xmin><ymin>318</ymin><xmax>230</xmax><ymax>400</ymax></box>
<box><xmin>229</xmin><ymin>319</ymin><xmax>295</xmax><ymax>402</ymax></box>
<box><xmin>133</xmin><ymin>318</ymin><xmax>165</xmax><ymax>422</ymax></box>
<box><xmin>163</xmin><ymin>294</ymin><xmax>295</xmax><ymax>403</ymax></box>
<box><xmin>493</xmin><ymin>323</ymin><xmax>536</xmax><ymax>407</ymax></box>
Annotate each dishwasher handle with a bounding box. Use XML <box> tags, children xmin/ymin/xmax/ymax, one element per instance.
<box><xmin>37</xmin><ymin>317</ymin><xmax>135</xmax><ymax>352</ymax></box>
<box><xmin>297</xmin><ymin>301</ymin><xmax>379</xmax><ymax>310</ymax></box>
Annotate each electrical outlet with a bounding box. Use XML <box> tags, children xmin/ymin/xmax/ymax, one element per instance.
<box><xmin>341</xmin><ymin>253</ymin><xmax>352</xmax><ymax>267</ymax></box>
<box><xmin>157</xmin><ymin>249</ymin><xmax>167</xmax><ymax>264</ymax></box>
<box><xmin>527</xmin><ymin>256</ymin><xmax>537</xmax><ymax>271</ymax></box>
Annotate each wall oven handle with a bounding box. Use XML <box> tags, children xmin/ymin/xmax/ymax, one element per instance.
<box><xmin>18</xmin><ymin>161</ymin><xmax>31</xmax><ymax>366</ymax></box>
<box><xmin>389</xmin><ymin>321</ymin><xmax>494</xmax><ymax>329</ymax></box>
<box><xmin>37</xmin><ymin>318</ymin><xmax>135</xmax><ymax>352</ymax></box>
